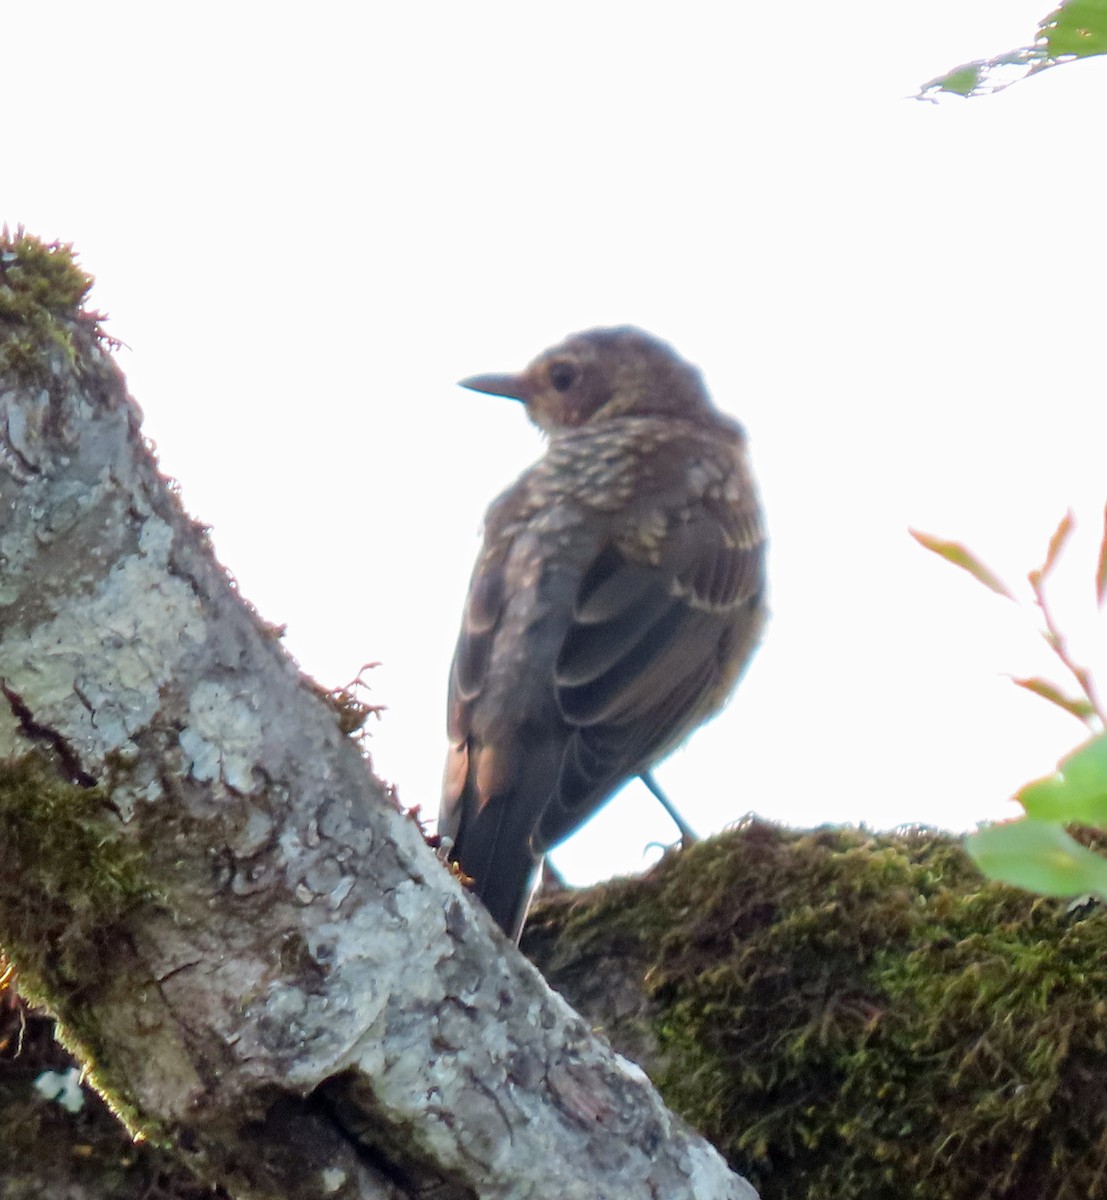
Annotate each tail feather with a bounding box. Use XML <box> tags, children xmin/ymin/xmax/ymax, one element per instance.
<box><xmin>449</xmin><ymin>793</ymin><xmax>542</xmax><ymax>941</ymax></box>
<box><xmin>446</xmin><ymin>749</ymin><xmax>560</xmax><ymax>942</ymax></box>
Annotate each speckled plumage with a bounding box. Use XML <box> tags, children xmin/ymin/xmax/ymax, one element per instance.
<box><xmin>440</xmin><ymin>327</ymin><xmax>767</xmax><ymax>940</ymax></box>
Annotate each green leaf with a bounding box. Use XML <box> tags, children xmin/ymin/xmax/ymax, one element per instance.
<box><xmin>1009</xmin><ymin>676</ymin><xmax>1098</xmax><ymax>724</ymax></box>
<box><xmin>926</xmin><ymin>65</ymin><xmax>983</xmax><ymax>97</ymax></box>
<box><xmin>1017</xmin><ymin>734</ymin><xmax>1107</xmax><ymax>823</ymax></box>
<box><xmin>919</xmin><ymin>0</ymin><xmax>1107</xmax><ymax>100</ymax></box>
<box><xmin>966</xmin><ymin>819</ymin><xmax>1107</xmax><ymax>898</ymax></box>
<box><xmin>916</xmin><ymin>48</ymin><xmax>1047</xmax><ymax>100</ymax></box>
<box><xmin>909</xmin><ymin>529</ymin><xmax>1015</xmax><ymax>600</ymax></box>
<box><xmin>1041</xmin><ymin>0</ymin><xmax>1107</xmax><ymax>57</ymax></box>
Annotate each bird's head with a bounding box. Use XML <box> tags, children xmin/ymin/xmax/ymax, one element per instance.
<box><xmin>459</xmin><ymin>327</ymin><xmax>716</xmax><ymax>433</ymax></box>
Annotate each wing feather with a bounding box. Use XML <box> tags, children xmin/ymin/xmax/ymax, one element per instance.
<box><xmin>539</xmin><ymin>510</ymin><xmax>765</xmax><ymax>849</ymax></box>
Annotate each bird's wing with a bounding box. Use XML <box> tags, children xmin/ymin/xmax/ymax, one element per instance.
<box><xmin>440</xmin><ymin>534</ymin><xmax>570</xmax><ymax>939</ymax></box>
<box><xmin>440</xmin><ymin>551</ymin><xmax>506</xmax><ymax>841</ymax></box>
<box><xmin>535</xmin><ymin>496</ymin><xmax>765</xmax><ymax>851</ymax></box>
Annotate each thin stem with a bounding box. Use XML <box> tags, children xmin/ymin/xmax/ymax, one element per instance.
<box><xmin>1031</xmin><ymin>576</ymin><xmax>1107</xmax><ymax>729</ymax></box>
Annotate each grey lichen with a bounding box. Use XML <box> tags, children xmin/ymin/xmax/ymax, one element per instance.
<box><xmin>2</xmin><ymin>517</ymin><xmax>207</xmax><ymax>779</ymax></box>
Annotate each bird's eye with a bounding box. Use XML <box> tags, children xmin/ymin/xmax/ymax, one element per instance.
<box><xmin>548</xmin><ymin>362</ymin><xmax>577</xmax><ymax>392</ymax></box>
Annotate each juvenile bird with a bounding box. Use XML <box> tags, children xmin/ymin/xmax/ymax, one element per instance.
<box><xmin>440</xmin><ymin>327</ymin><xmax>767</xmax><ymax>940</ymax></box>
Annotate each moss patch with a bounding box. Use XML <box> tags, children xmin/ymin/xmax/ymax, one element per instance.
<box><xmin>0</xmin><ymin>229</ymin><xmax>100</xmax><ymax>386</ymax></box>
<box><xmin>0</xmin><ymin>754</ymin><xmax>153</xmax><ymax>983</ymax></box>
<box><xmin>529</xmin><ymin>820</ymin><xmax>1107</xmax><ymax>1200</ymax></box>
<box><xmin>0</xmin><ymin>752</ymin><xmax>160</xmax><ymax>1120</ymax></box>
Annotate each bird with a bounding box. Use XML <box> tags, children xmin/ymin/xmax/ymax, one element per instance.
<box><xmin>439</xmin><ymin>327</ymin><xmax>767</xmax><ymax>941</ymax></box>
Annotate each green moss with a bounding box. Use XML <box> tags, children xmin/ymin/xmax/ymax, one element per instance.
<box><xmin>0</xmin><ymin>754</ymin><xmax>153</xmax><ymax>979</ymax></box>
<box><xmin>0</xmin><ymin>231</ymin><xmax>93</xmax><ymax>315</ymax></box>
<box><xmin>0</xmin><ymin>754</ymin><xmax>162</xmax><ymax>1137</ymax></box>
<box><xmin>0</xmin><ymin>229</ymin><xmax>99</xmax><ymax>386</ymax></box>
<box><xmin>531</xmin><ymin>820</ymin><xmax>1107</xmax><ymax>1199</ymax></box>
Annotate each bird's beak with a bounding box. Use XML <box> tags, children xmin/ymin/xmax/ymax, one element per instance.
<box><xmin>458</xmin><ymin>372</ymin><xmax>529</xmax><ymax>402</ymax></box>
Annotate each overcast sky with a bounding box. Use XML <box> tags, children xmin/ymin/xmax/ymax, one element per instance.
<box><xmin>7</xmin><ymin>2</ymin><xmax>1107</xmax><ymax>885</ymax></box>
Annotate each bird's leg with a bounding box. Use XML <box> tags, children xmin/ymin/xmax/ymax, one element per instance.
<box><xmin>639</xmin><ymin>771</ymin><xmax>698</xmax><ymax>846</ymax></box>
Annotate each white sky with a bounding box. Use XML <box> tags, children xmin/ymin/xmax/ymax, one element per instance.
<box><xmin>7</xmin><ymin>2</ymin><xmax>1107</xmax><ymax>886</ymax></box>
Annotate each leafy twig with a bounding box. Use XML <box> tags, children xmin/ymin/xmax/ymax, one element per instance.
<box><xmin>912</xmin><ymin>512</ymin><xmax>1104</xmax><ymax>731</ymax></box>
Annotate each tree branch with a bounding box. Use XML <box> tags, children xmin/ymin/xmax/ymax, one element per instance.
<box><xmin>0</xmin><ymin>235</ymin><xmax>756</xmax><ymax>1200</ymax></box>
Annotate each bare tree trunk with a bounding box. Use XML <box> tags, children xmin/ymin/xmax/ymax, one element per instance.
<box><xmin>0</xmin><ymin>235</ymin><xmax>757</xmax><ymax>1200</ymax></box>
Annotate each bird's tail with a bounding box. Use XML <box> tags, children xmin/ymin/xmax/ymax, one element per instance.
<box><xmin>449</xmin><ymin>792</ymin><xmax>543</xmax><ymax>941</ymax></box>
<box><xmin>445</xmin><ymin>743</ymin><xmax>564</xmax><ymax>941</ymax></box>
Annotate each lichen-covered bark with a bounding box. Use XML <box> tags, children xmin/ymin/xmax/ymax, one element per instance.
<box><xmin>0</xmin><ymin>234</ymin><xmax>756</xmax><ymax>1200</ymax></box>
<box><xmin>12</xmin><ymin>812</ymin><xmax>1107</xmax><ymax>1200</ymax></box>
